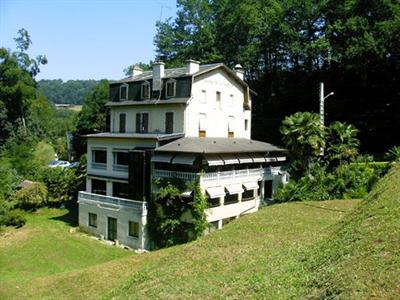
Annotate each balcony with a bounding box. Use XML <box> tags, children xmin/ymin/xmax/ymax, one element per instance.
<box><xmin>78</xmin><ymin>191</ymin><xmax>146</xmax><ymax>212</ymax></box>
<box><xmin>153</xmin><ymin>167</ymin><xmax>268</xmax><ymax>185</ymax></box>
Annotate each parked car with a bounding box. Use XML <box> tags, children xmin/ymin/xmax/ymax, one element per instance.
<box><xmin>48</xmin><ymin>160</ymin><xmax>71</xmax><ymax>169</ymax></box>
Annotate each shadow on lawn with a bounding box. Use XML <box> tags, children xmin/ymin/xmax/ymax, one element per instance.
<box><xmin>51</xmin><ymin>202</ymin><xmax>79</xmax><ymax>227</ymax></box>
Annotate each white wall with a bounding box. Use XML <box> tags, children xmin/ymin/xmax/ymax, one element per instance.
<box><xmin>110</xmin><ymin>104</ymin><xmax>185</xmax><ymax>134</ymax></box>
<box><xmin>185</xmin><ymin>69</ymin><xmax>252</xmax><ymax>139</ymax></box>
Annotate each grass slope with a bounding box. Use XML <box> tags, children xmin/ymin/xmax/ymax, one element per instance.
<box><xmin>0</xmin><ymin>208</ymin><xmax>131</xmax><ymax>298</ymax></box>
<box><xmin>4</xmin><ymin>200</ymin><xmax>358</xmax><ymax>299</ymax></box>
<box><xmin>304</xmin><ymin>163</ymin><xmax>400</xmax><ymax>299</ymax></box>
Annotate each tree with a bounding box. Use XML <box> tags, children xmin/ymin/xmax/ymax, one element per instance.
<box><xmin>280</xmin><ymin>112</ymin><xmax>325</xmax><ymax>176</ymax></box>
<box><xmin>123</xmin><ymin>62</ymin><xmax>152</xmax><ymax>77</ymax></box>
<box><xmin>326</xmin><ymin>121</ymin><xmax>359</xmax><ymax>166</ymax></box>
<box><xmin>72</xmin><ymin>80</ymin><xmax>109</xmax><ymax>158</ymax></box>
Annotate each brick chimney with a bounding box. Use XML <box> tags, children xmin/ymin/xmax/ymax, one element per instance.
<box><xmin>152</xmin><ymin>61</ymin><xmax>165</xmax><ymax>91</ymax></box>
<box><xmin>186</xmin><ymin>59</ymin><xmax>200</xmax><ymax>74</ymax></box>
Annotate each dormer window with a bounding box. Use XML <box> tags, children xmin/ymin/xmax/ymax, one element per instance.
<box><xmin>141</xmin><ymin>81</ymin><xmax>150</xmax><ymax>99</ymax></box>
<box><xmin>166</xmin><ymin>79</ymin><xmax>176</xmax><ymax>98</ymax></box>
<box><xmin>120</xmin><ymin>84</ymin><xmax>128</xmax><ymax>101</ymax></box>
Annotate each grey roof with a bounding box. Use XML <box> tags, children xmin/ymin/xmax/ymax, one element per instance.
<box><xmin>113</xmin><ymin>63</ymin><xmax>224</xmax><ymax>83</ymax></box>
<box><xmin>155</xmin><ymin>137</ymin><xmax>286</xmax><ymax>154</ymax></box>
<box><xmin>106</xmin><ymin>97</ymin><xmax>191</xmax><ymax>107</ymax></box>
<box><xmin>83</xmin><ymin>132</ymin><xmax>184</xmax><ymax>141</ymax></box>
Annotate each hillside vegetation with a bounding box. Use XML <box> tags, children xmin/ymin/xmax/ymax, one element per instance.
<box><xmin>1</xmin><ymin>164</ymin><xmax>399</xmax><ymax>299</ymax></box>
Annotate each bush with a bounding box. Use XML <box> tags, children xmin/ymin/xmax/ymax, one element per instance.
<box><xmin>5</xmin><ymin>209</ymin><xmax>26</xmax><ymax>228</ymax></box>
<box><xmin>15</xmin><ymin>182</ymin><xmax>48</xmax><ymax>209</ymax></box>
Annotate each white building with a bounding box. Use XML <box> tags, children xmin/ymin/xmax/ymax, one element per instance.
<box><xmin>78</xmin><ymin>60</ymin><xmax>288</xmax><ymax>250</ymax></box>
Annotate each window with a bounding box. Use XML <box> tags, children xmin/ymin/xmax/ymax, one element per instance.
<box><xmin>207</xmin><ymin>196</ymin><xmax>220</xmax><ymax>208</ymax></box>
<box><xmin>113</xmin><ymin>152</ymin><xmax>129</xmax><ymax>166</ymax></box>
<box><xmin>119</xmin><ymin>113</ymin><xmax>126</xmax><ymax>133</ymax></box>
<box><xmin>199</xmin><ymin>113</ymin><xmax>207</xmax><ymax>137</ymax></box>
<box><xmin>92</xmin><ymin>179</ymin><xmax>106</xmax><ymax>195</ymax></box>
<box><xmin>113</xmin><ymin>182</ymin><xmax>130</xmax><ymax>199</ymax></box>
<box><xmin>165</xmin><ymin>112</ymin><xmax>174</xmax><ymax>133</ymax></box>
<box><xmin>245</xmin><ymin>119</ymin><xmax>249</xmax><ymax>131</ymax></box>
<box><xmin>228</xmin><ymin>116</ymin><xmax>235</xmax><ymax>138</ymax></box>
<box><xmin>120</xmin><ymin>84</ymin><xmax>128</xmax><ymax>101</ymax></box>
<box><xmin>216</xmin><ymin>91</ymin><xmax>221</xmax><ymax>109</ymax></box>
<box><xmin>166</xmin><ymin>80</ymin><xmax>176</xmax><ymax>97</ymax></box>
<box><xmin>136</xmin><ymin>113</ymin><xmax>149</xmax><ymax>133</ymax></box>
<box><xmin>229</xmin><ymin>94</ymin><xmax>235</xmax><ymax>106</ymax></box>
<box><xmin>224</xmin><ymin>193</ymin><xmax>239</xmax><ymax>205</ymax></box>
<box><xmin>129</xmin><ymin>221</ymin><xmax>139</xmax><ymax>238</ymax></box>
<box><xmin>242</xmin><ymin>189</ymin><xmax>255</xmax><ymax>201</ymax></box>
<box><xmin>92</xmin><ymin>150</ymin><xmax>107</xmax><ymax>164</ymax></box>
<box><xmin>200</xmin><ymin>90</ymin><xmax>207</xmax><ymax>104</ymax></box>
<box><xmin>88</xmin><ymin>213</ymin><xmax>97</xmax><ymax>227</ymax></box>
<box><xmin>141</xmin><ymin>82</ymin><xmax>150</xmax><ymax>99</ymax></box>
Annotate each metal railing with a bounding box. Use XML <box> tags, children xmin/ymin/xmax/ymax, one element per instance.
<box><xmin>78</xmin><ymin>191</ymin><xmax>145</xmax><ymax>211</ymax></box>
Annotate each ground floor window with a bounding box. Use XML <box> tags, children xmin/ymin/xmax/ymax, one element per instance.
<box><xmin>207</xmin><ymin>196</ymin><xmax>220</xmax><ymax>208</ymax></box>
<box><xmin>88</xmin><ymin>213</ymin><xmax>97</xmax><ymax>227</ymax></box>
<box><xmin>242</xmin><ymin>189</ymin><xmax>255</xmax><ymax>201</ymax></box>
<box><xmin>224</xmin><ymin>193</ymin><xmax>239</xmax><ymax>205</ymax></box>
<box><xmin>129</xmin><ymin>221</ymin><xmax>139</xmax><ymax>238</ymax></box>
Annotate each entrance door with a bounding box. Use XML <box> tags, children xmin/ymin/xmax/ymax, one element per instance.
<box><xmin>108</xmin><ymin>217</ymin><xmax>117</xmax><ymax>241</ymax></box>
<box><xmin>264</xmin><ymin>180</ymin><xmax>273</xmax><ymax>199</ymax></box>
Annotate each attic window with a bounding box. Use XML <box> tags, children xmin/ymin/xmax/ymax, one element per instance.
<box><xmin>120</xmin><ymin>84</ymin><xmax>128</xmax><ymax>101</ymax></box>
<box><xmin>141</xmin><ymin>81</ymin><xmax>150</xmax><ymax>99</ymax></box>
<box><xmin>166</xmin><ymin>79</ymin><xmax>176</xmax><ymax>98</ymax></box>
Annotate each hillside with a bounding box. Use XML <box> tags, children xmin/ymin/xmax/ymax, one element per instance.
<box><xmin>304</xmin><ymin>163</ymin><xmax>400</xmax><ymax>299</ymax></box>
<box><xmin>1</xmin><ymin>164</ymin><xmax>399</xmax><ymax>299</ymax></box>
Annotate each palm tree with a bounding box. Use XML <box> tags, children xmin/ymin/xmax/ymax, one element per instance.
<box><xmin>326</xmin><ymin>121</ymin><xmax>359</xmax><ymax>166</ymax></box>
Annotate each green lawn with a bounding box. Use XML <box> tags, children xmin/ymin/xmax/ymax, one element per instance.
<box><xmin>0</xmin><ymin>199</ymin><xmax>360</xmax><ymax>299</ymax></box>
<box><xmin>0</xmin><ymin>208</ymin><xmax>132</xmax><ymax>298</ymax></box>
<box><xmin>2</xmin><ymin>165</ymin><xmax>398</xmax><ymax>299</ymax></box>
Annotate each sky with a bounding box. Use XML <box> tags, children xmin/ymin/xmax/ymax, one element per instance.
<box><xmin>0</xmin><ymin>0</ymin><xmax>177</xmax><ymax>80</ymax></box>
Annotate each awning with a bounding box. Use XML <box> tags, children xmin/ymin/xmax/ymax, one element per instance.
<box><xmin>220</xmin><ymin>154</ymin><xmax>239</xmax><ymax>165</ymax></box>
<box><xmin>152</xmin><ymin>153</ymin><xmax>174</xmax><ymax>163</ymax></box>
<box><xmin>206</xmin><ymin>186</ymin><xmax>225</xmax><ymax>198</ymax></box>
<box><xmin>172</xmin><ymin>153</ymin><xmax>197</xmax><ymax>165</ymax></box>
<box><xmin>203</xmin><ymin>154</ymin><xmax>224</xmax><ymax>166</ymax></box>
<box><xmin>225</xmin><ymin>183</ymin><xmax>244</xmax><ymax>195</ymax></box>
<box><xmin>265</xmin><ymin>157</ymin><xmax>277</xmax><ymax>162</ymax></box>
<box><xmin>236</xmin><ymin>154</ymin><xmax>253</xmax><ymax>164</ymax></box>
<box><xmin>249</xmin><ymin>153</ymin><xmax>265</xmax><ymax>163</ymax></box>
<box><xmin>243</xmin><ymin>181</ymin><xmax>259</xmax><ymax>190</ymax></box>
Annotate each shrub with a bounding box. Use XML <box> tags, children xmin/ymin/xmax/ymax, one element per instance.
<box><xmin>33</xmin><ymin>141</ymin><xmax>55</xmax><ymax>167</ymax></box>
<box><xmin>5</xmin><ymin>209</ymin><xmax>26</xmax><ymax>228</ymax></box>
<box><xmin>15</xmin><ymin>182</ymin><xmax>48</xmax><ymax>209</ymax></box>
<box><xmin>386</xmin><ymin>146</ymin><xmax>400</xmax><ymax>162</ymax></box>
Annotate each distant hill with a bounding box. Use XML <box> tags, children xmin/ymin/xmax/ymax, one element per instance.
<box><xmin>38</xmin><ymin>79</ymin><xmax>100</xmax><ymax>105</ymax></box>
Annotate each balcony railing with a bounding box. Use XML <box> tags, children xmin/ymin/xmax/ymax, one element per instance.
<box><xmin>91</xmin><ymin>162</ymin><xmax>107</xmax><ymax>170</ymax></box>
<box><xmin>78</xmin><ymin>191</ymin><xmax>146</xmax><ymax>211</ymax></box>
<box><xmin>153</xmin><ymin>167</ymin><xmax>270</xmax><ymax>185</ymax></box>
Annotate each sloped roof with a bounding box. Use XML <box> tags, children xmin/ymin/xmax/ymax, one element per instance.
<box><xmin>154</xmin><ymin>137</ymin><xmax>286</xmax><ymax>154</ymax></box>
<box><xmin>83</xmin><ymin>132</ymin><xmax>184</xmax><ymax>141</ymax></box>
<box><xmin>106</xmin><ymin>97</ymin><xmax>191</xmax><ymax>107</ymax></box>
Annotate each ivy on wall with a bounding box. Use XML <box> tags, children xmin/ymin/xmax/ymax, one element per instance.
<box><xmin>147</xmin><ymin>177</ymin><xmax>207</xmax><ymax>249</ymax></box>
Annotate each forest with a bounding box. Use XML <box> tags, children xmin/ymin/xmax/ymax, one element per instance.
<box><xmin>153</xmin><ymin>0</ymin><xmax>400</xmax><ymax>154</ymax></box>
<box><xmin>38</xmin><ymin>79</ymin><xmax>100</xmax><ymax>105</ymax></box>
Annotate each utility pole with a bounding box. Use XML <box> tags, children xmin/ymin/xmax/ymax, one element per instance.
<box><xmin>319</xmin><ymin>82</ymin><xmax>334</xmax><ymax>155</ymax></box>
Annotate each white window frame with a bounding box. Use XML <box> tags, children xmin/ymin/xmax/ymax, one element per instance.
<box><xmin>165</xmin><ymin>111</ymin><xmax>174</xmax><ymax>133</ymax></box>
<box><xmin>136</xmin><ymin>111</ymin><xmax>150</xmax><ymax>133</ymax></box>
<box><xmin>230</xmin><ymin>94</ymin><xmax>234</xmax><ymax>107</ymax></box>
<box><xmin>228</xmin><ymin>116</ymin><xmax>235</xmax><ymax>132</ymax></box>
<box><xmin>216</xmin><ymin>91</ymin><xmax>221</xmax><ymax>110</ymax></box>
<box><xmin>119</xmin><ymin>83</ymin><xmax>128</xmax><ymax>101</ymax></box>
<box><xmin>128</xmin><ymin>221</ymin><xmax>140</xmax><ymax>238</ymax></box>
<box><xmin>141</xmin><ymin>81</ymin><xmax>150</xmax><ymax>99</ymax></box>
<box><xmin>165</xmin><ymin>79</ymin><xmax>176</xmax><ymax>98</ymax></box>
<box><xmin>245</xmin><ymin>119</ymin><xmax>249</xmax><ymax>131</ymax></box>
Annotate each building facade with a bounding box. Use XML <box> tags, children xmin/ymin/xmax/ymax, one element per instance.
<box><xmin>78</xmin><ymin>60</ymin><xmax>288</xmax><ymax>250</ymax></box>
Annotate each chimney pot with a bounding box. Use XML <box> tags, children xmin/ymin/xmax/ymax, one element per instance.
<box><xmin>234</xmin><ymin>64</ymin><xmax>244</xmax><ymax>80</ymax></box>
